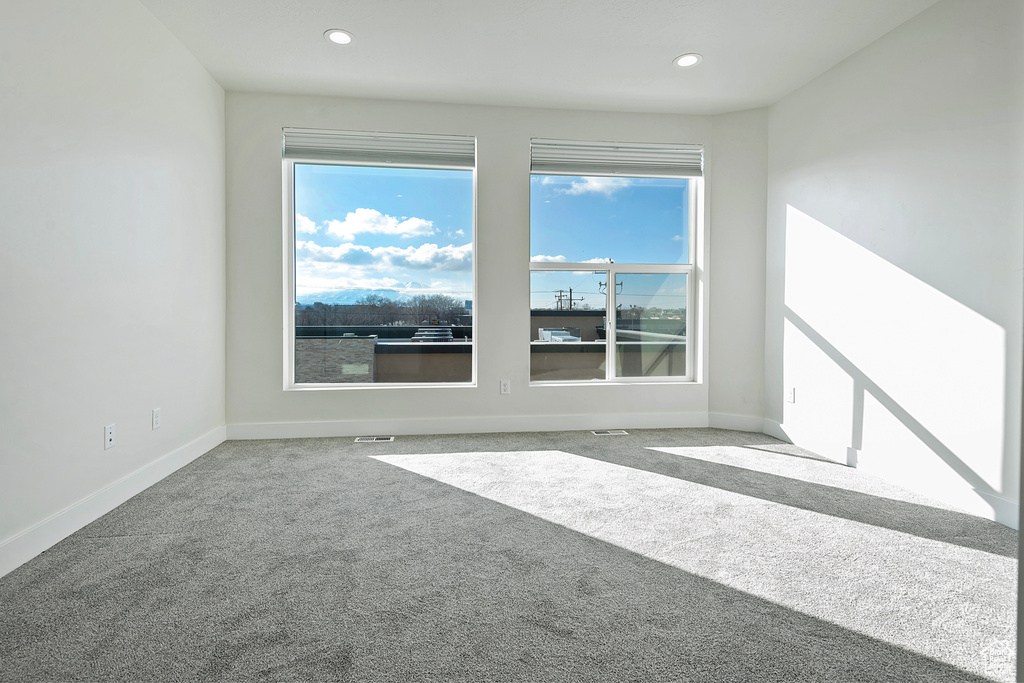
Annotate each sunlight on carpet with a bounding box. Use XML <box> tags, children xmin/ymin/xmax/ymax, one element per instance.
<box><xmin>651</xmin><ymin>444</ymin><xmax>966</xmax><ymax>511</ymax></box>
<box><xmin>372</xmin><ymin>449</ymin><xmax>1016</xmax><ymax>682</ymax></box>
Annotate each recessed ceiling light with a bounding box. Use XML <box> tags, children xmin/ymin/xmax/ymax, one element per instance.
<box><xmin>673</xmin><ymin>53</ymin><xmax>703</xmax><ymax>68</ymax></box>
<box><xmin>324</xmin><ymin>29</ymin><xmax>353</xmax><ymax>45</ymax></box>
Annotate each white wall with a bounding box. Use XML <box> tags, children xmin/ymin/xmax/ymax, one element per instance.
<box><xmin>765</xmin><ymin>0</ymin><xmax>1023</xmax><ymax>526</ymax></box>
<box><xmin>708</xmin><ymin>109</ymin><xmax>769</xmax><ymax>428</ymax></box>
<box><xmin>0</xmin><ymin>0</ymin><xmax>227</xmax><ymax>572</ymax></box>
<box><xmin>225</xmin><ymin>94</ymin><xmax>769</xmax><ymax>436</ymax></box>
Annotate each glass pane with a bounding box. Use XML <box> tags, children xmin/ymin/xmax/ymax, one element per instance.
<box><xmin>530</xmin><ymin>271</ymin><xmax>607</xmax><ymax>382</ymax></box>
<box><xmin>530</xmin><ymin>175</ymin><xmax>690</xmax><ymax>264</ymax></box>
<box><xmin>293</xmin><ymin>163</ymin><xmax>473</xmax><ymax>384</ymax></box>
<box><xmin>614</xmin><ymin>273</ymin><xmax>687</xmax><ymax>378</ymax></box>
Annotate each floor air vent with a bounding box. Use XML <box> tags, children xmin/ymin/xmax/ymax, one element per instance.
<box><xmin>591</xmin><ymin>430</ymin><xmax>629</xmax><ymax>436</ymax></box>
<box><xmin>354</xmin><ymin>436</ymin><xmax>395</xmax><ymax>443</ymax></box>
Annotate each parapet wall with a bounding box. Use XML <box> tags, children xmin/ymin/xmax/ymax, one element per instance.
<box><xmin>295</xmin><ymin>336</ymin><xmax>376</xmax><ymax>383</ymax></box>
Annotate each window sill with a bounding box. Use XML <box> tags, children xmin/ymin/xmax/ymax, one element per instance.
<box><xmin>286</xmin><ymin>382</ymin><xmax>477</xmax><ymax>392</ymax></box>
<box><xmin>528</xmin><ymin>378</ymin><xmax>697</xmax><ymax>388</ymax></box>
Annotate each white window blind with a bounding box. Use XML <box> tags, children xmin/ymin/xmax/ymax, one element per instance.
<box><xmin>531</xmin><ymin>138</ymin><xmax>703</xmax><ymax>178</ymax></box>
<box><xmin>283</xmin><ymin>127</ymin><xmax>476</xmax><ymax>169</ymax></box>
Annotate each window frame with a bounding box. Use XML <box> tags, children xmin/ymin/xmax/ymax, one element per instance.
<box><xmin>282</xmin><ymin>140</ymin><xmax>478</xmax><ymax>391</ymax></box>
<box><xmin>528</xmin><ymin>170</ymin><xmax>701</xmax><ymax>385</ymax></box>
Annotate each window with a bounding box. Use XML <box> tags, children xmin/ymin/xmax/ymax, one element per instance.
<box><xmin>284</xmin><ymin>128</ymin><xmax>475</xmax><ymax>387</ymax></box>
<box><xmin>529</xmin><ymin>138</ymin><xmax>701</xmax><ymax>383</ymax></box>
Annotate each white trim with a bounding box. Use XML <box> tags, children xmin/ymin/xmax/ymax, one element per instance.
<box><xmin>528</xmin><ymin>164</ymin><xmax>701</xmax><ymax>387</ymax></box>
<box><xmin>758</xmin><ymin>420</ymin><xmax>1018</xmax><ymax>529</ymax></box>
<box><xmin>692</xmin><ymin>176</ymin><xmax>708</xmax><ymax>386</ymax></box>
<box><xmin>527</xmin><ymin>262</ymin><xmax>690</xmax><ymax>274</ymax></box>
<box><xmin>762</xmin><ymin>419</ymin><xmax>790</xmax><ymax>443</ymax></box>
<box><xmin>0</xmin><ymin>426</ymin><xmax>227</xmax><ymax>579</ymax></box>
<box><xmin>284</xmin><ymin>156</ymin><xmax>478</xmax><ymax>389</ymax></box>
<box><xmin>708</xmin><ymin>412</ymin><xmax>766</xmax><ymax>433</ymax></box>
<box><xmin>527</xmin><ymin>261</ymin><xmax>614</xmax><ymax>272</ymax></box>
<box><xmin>528</xmin><ymin>378</ymin><xmax>699</xmax><ymax>388</ymax></box>
<box><xmin>227</xmin><ymin>412</ymin><xmax>711</xmax><ymax>440</ymax></box>
<box><xmin>286</xmin><ymin>381</ymin><xmax>477</xmax><ymax>392</ymax></box>
<box><xmin>978</xmin><ymin>491</ymin><xmax>1020</xmax><ymax>530</ymax></box>
<box><xmin>606</xmin><ymin>269</ymin><xmax>617</xmax><ymax>377</ymax></box>
<box><xmin>283</xmin><ymin>159</ymin><xmax>296</xmax><ymax>391</ymax></box>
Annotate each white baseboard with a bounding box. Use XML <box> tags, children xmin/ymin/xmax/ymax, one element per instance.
<box><xmin>761</xmin><ymin>419</ymin><xmax>790</xmax><ymax>443</ymax></box>
<box><xmin>761</xmin><ymin>420</ymin><xmax>1018</xmax><ymax>530</ymax></box>
<box><xmin>978</xmin><ymin>491</ymin><xmax>1020</xmax><ymax>530</ymax></box>
<box><xmin>227</xmin><ymin>411</ymin><xmax>713</xmax><ymax>440</ymax></box>
<box><xmin>707</xmin><ymin>412</ymin><xmax>765</xmax><ymax>433</ymax></box>
<box><xmin>0</xmin><ymin>425</ymin><xmax>227</xmax><ymax>578</ymax></box>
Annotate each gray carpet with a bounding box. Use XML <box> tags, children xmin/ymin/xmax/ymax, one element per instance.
<box><xmin>0</xmin><ymin>428</ymin><xmax>1016</xmax><ymax>682</ymax></box>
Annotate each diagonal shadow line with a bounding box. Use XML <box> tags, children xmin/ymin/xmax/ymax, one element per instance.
<box><xmin>359</xmin><ymin>457</ymin><xmax>999</xmax><ymax>683</ymax></box>
<box><xmin>784</xmin><ymin>305</ymin><xmax>999</xmax><ymax>498</ymax></box>
<box><xmin>567</xmin><ymin>447</ymin><xmax>1016</xmax><ymax>558</ymax></box>
<box><xmin>740</xmin><ymin>444</ymin><xmax>845</xmax><ymax>465</ymax></box>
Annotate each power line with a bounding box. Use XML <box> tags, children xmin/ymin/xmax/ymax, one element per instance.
<box><xmin>553</xmin><ymin>288</ymin><xmax>586</xmax><ymax>311</ymax></box>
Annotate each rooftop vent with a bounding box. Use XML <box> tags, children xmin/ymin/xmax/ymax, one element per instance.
<box><xmin>354</xmin><ymin>436</ymin><xmax>395</xmax><ymax>443</ymax></box>
<box><xmin>591</xmin><ymin>430</ymin><xmax>628</xmax><ymax>436</ymax></box>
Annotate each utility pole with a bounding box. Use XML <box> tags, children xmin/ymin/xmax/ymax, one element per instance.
<box><xmin>567</xmin><ymin>288</ymin><xmax>584</xmax><ymax>311</ymax></box>
<box><xmin>598</xmin><ymin>279</ymin><xmax>624</xmax><ymax>295</ymax></box>
<box><xmin>554</xmin><ymin>288</ymin><xmax>586</xmax><ymax>311</ymax></box>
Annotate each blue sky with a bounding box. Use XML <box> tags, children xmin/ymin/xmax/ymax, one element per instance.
<box><xmin>293</xmin><ymin>164</ymin><xmax>689</xmax><ymax>306</ymax></box>
<box><xmin>294</xmin><ymin>163</ymin><xmax>473</xmax><ymax>302</ymax></box>
<box><xmin>530</xmin><ymin>175</ymin><xmax>690</xmax><ymax>265</ymax></box>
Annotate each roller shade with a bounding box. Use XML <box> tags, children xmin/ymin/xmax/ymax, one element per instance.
<box><xmin>283</xmin><ymin>127</ymin><xmax>476</xmax><ymax>169</ymax></box>
<box><xmin>531</xmin><ymin>138</ymin><xmax>703</xmax><ymax>178</ymax></box>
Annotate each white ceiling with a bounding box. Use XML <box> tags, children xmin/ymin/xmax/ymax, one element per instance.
<box><xmin>138</xmin><ymin>0</ymin><xmax>941</xmax><ymax>115</ymax></box>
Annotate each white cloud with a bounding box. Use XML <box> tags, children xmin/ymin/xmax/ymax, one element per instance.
<box><xmin>454</xmin><ymin>229</ymin><xmax>465</xmax><ymax>237</ymax></box>
<box><xmin>295</xmin><ymin>213</ymin><xmax>318</xmax><ymax>234</ymax></box>
<box><xmin>295</xmin><ymin>268</ymin><xmax>469</xmax><ymax>299</ymax></box>
<box><xmin>671</xmin><ymin>234</ymin><xmax>684</xmax><ymax>241</ymax></box>
<box><xmin>386</xmin><ymin>243</ymin><xmax>473</xmax><ymax>272</ymax></box>
<box><xmin>326</xmin><ymin>208</ymin><xmax>435</xmax><ymax>241</ymax></box>
<box><xmin>559</xmin><ymin>177</ymin><xmax>632</xmax><ymax>197</ymax></box>
<box><xmin>297</xmin><ymin>240</ymin><xmax>472</xmax><ymax>272</ymax></box>
<box><xmin>296</xmin><ymin>241</ymin><xmax>375</xmax><ymax>265</ymax></box>
<box><xmin>294</xmin><ymin>271</ymin><xmax>403</xmax><ymax>299</ymax></box>
<box><xmin>529</xmin><ymin>255</ymin><xmax>611</xmax><ymax>264</ymax></box>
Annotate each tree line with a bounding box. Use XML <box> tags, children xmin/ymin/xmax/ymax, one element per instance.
<box><xmin>296</xmin><ymin>294</ymin><xmax>468</xmax><ymax>327</ymax></box>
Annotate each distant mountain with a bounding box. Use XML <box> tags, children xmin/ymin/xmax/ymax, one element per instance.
<box><xmin>296</xmin><ymin>282</ymin><xmax>428</xmax><ymax>306</ymax></box>
<box><xmin>295</xmin><ymin>289</ymin><xmax>398</xmax><ymax>306</ymax></box>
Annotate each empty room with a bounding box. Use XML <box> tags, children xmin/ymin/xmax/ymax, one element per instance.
<box><xmin>1</xmin><ymin>0</ymin><xmax>1021</xmax><ymax>680</ymax></box>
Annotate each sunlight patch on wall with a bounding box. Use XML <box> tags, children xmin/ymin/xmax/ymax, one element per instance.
<box><xmin>783</xmin><ymin>205</ymin><xmax>1006</xmax><ymax>495</ymax></box>
<box><xmin>781</xmin><ymin>317</ymin><xmax>856</xmax><ymax>463</ymax></box>
<box><xmin>858</xmin><ymin>393</ymin><xmax>1007</xmax><ymax>519</ymax></box>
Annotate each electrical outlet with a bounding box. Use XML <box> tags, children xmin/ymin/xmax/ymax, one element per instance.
<box><xmin>104</xmin><ymin>423</ymin><xmax>116</xmax><ymax>450</ymax></box>
<box><xmin>786</xmin><ymin>387</ymin><xmax>796</xmax><ymax>404</ymax></box>
<box><xmin>152</xmin><ymin>408</ymin><xmax>161</xmax><ymax>430</ymax></box>
<box><xmin>500</xmin><ymin>379</ymin><xmax>511</xmax><ymax>395</ymax></box>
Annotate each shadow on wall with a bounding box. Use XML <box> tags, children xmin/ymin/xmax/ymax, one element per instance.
<box><xmin>776</xmin><ymin>205</ymin><xmax>1011</xmax><ymax>523</ymax></box>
